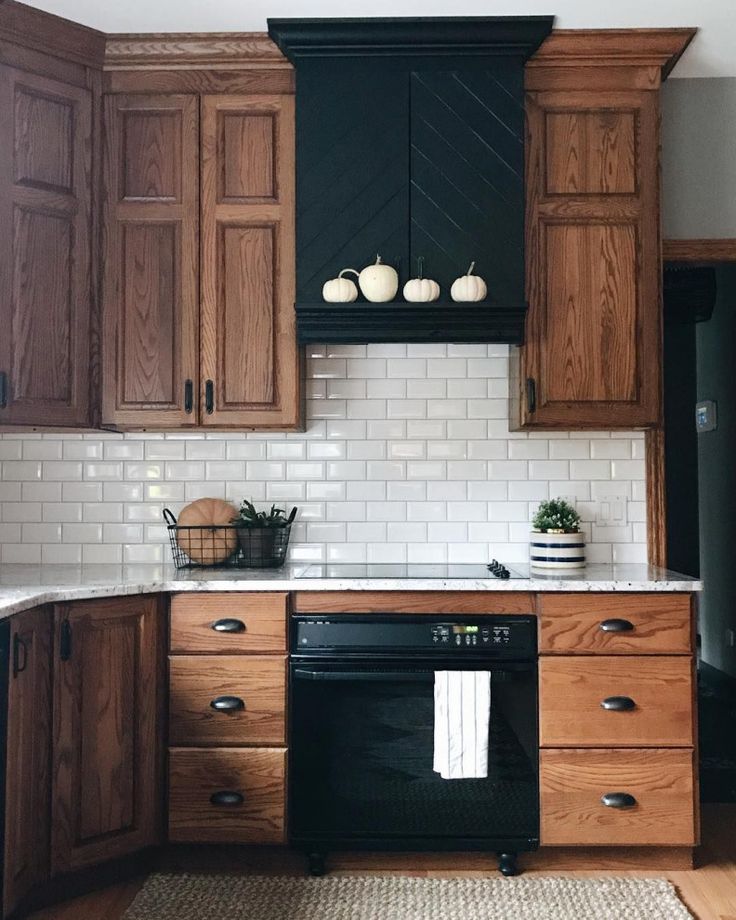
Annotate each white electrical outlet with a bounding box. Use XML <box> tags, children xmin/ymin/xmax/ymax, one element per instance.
<box><xmin>595</xmin><ymin>493</ymin><xmax>628</xmax><ymax>527</ymax></box>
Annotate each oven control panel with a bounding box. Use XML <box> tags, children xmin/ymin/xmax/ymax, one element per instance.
<box><xmin>292</xmin><ymin>615</ymin><xmax>536</xmax><ymax>658</ymax></box>
<box><xmin>431</xmin><ymin>624</ymin><xmax>512</xmax><ymax>649</ymax></box>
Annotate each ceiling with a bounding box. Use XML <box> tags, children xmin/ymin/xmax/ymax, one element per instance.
<box><xmin>21</xmin><ymin>0</ymin><xmax>733</xmax><ymax>78</ymax></box>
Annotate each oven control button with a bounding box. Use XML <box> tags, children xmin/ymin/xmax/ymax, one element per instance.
<box><xmin>455</xmin><ymin>635</ymin><xmax>462</xmax><ymax>646</ymax></box>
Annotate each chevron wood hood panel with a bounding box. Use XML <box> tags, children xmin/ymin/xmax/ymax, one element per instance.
<box><xmin>268</xmin><ymin>17</ymin><xmax>553</xmax><ymax>343</ymax></box>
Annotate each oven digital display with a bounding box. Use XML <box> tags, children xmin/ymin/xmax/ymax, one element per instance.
<box><xmin>451</xmin><ymin>625</ymin><xmax>479</xmax><ymax>634</ymax></box>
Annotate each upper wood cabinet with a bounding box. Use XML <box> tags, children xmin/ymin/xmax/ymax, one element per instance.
<box><xmin>102</xmin><ymin>94</ymin><xmax>200</xmax><ymax>428</ymax></box>
<box><xmin>200</xmin><ymin>95</ymin><xmax>299</xmax><ymax>428</ymax></box>
<box><xmin>513</xmin><ymin>32</ymin><xmax>694</xmax><ymax>430</ymax></box>
<box><xmin>51</xmin><ymin>595</ymin><xmax>162</xmax><ymax>873</ymax></box>
<box><xmin>0</xmin><ymin>64</ymin><xmax>93</xmax><ymax>428</ymax></box>
<box><xmin>102</xmin><ymin>92</ymin><xmax>302</xmax><ymax>430</ymax></box>
<box><xmin>4</xmin><ymin>607</ymin><xmax>53</xmax><ymax>918</ymax></box>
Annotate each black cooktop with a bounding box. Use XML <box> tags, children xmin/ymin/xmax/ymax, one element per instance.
<box><xmin>295</xmin><ymin>561</ymin><xmax>528</xmax><ymax>580</ymax></box>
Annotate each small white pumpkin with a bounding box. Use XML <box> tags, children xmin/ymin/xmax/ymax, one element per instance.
<box><xmin>403</xmin><ymin>257</ymin><xmax>440</xmax><ymax>303</ymax></box>
<box><xmin>358</xmin><ymin>255</ymin><xmax>399</xmax><ymax>303</ymax></box>
<box><xmin>322</xmin><ymin>269</ymin><xmax>359</xmax><ymax>303</ymax></box>
<box><xmin>450</xmin><ymin>262</ymin><xmax>487</xmax><ymax>303</ymax></box>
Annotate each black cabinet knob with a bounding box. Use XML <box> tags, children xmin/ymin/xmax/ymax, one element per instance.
<box><xmin>211</xmin><ymin>618</ymin><xmax>246</xmax><ymax>633</ymax></box>
<box><xmin>599</xmin><ymin>618</ymin><xmax>635</xmax><ymax>633</ymax></box>
<box><xmin>600</xmin><ymin>696</ymin><xmax>636</xmax><ymax>711</ymax></box>
<box><xmin>210</xmin><ymin>791</ymin><xmax>244</xmax><ymax>806</ymax></box>
<box><xmin>210</xmin><ymin>695</ymin><xmax>245</xmax><ymax>712</ymax></box>
<box><xmin>601</xmin><ymin>792</ymin><xmax>637</xmax><ymax>808</ymax></box>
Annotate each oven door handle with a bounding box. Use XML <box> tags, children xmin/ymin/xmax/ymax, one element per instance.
<box><xmin>293</xmin><ymin>667</ymin><xmax>434</xmax><ymax>682</ymax></box>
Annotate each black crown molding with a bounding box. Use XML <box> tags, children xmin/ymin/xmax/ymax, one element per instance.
<box><xmin>268</xmin><ymin>16</ymin><xmax>555</xmax><ymax>60</ymax></box>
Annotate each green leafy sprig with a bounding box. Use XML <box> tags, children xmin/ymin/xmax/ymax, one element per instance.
<box><xmin>531</xmin><ymin>498</ymin><xmax>581</xmax><ymax>534</ymax></box>
<box><xmin>234</xmin><ymin>500</ymin><xmax>297</xmax><ymax>529</ymax></box>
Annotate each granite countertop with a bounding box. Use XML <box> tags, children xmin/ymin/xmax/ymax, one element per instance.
<box><xmin>0</xmin><ymin>563</ymin><xmax>702</xmax><ymax>620</ymax></box>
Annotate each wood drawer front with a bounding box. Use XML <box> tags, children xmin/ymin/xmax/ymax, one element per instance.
<box><xmin>169</xmin><ymin>656</ymin><xmax>286</xmax><ymax>745</ymax></box>
<box><xmin>169</xmin><ymin>593</ymin><xmax>287</xmax><ymax>653</ymax></box>
<box><xmin>539</xmin><ymin>656</ymin><xmax>694</xmax><ymax>747</ymax></box>
<box><xmin>168</xmin><ymin>747</ymin><xmax>286</xmax><ymax>844</ymax></box>
<box><xmin>540</xmin><ymin>749</ymin><xmax>697</xmax><ymax>846</ymax></box>
<box><xmin>538</xmin><ymin>594</ymin><xmax>692</xmax><ymax>655</ymax></box>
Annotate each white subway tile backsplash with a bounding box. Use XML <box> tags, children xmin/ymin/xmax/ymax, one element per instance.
<box><xmin>0</xmin><ymin>348</ymin><xmax>647</xmax><ymax>565</ymax></box>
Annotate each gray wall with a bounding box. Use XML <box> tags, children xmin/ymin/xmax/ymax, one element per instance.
<box><xmin>662</xmin><ymin>78</ymin><xmax>736</xmax><ymax>239</ymax></box>
<box><xmin>696</xmin><ymin>264</ymin><xmax>736</xmax><ymax>677</ymax></box>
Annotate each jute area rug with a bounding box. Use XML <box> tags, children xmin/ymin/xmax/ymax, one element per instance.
<box><xmin>123</xmin><ymin>872</ymin><xmax>694</xmax><ymax>920</ymax></box>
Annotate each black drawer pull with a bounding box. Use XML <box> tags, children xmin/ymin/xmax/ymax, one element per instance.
<box><xmin>184</xmin><ymin>379</ymin><xmax>194</xmax><ymax>414</ymax></box>
<box><xmin>12</xmin><ymin>635</ymin><xmax>27</xmax><ymax>677</ymax></box>
<box><xmin>210</xmin><ymin>791</ymin><xmax>244</xmax><ymax>807</ymax></box>
<box><xmin>205</xmin><ymin>379</ymin><xmax>214</xmax><ymax>414</ymax></box>
<box><xmin>599</xmin><ymin>618</ymin><xmax>635</xmax><ymax>633</ymax></box>
<box><xmin>211</xmin><ymin>618</ymin><xmax>246</xmax><ymax>633</ymax></box>
<box><xmin>601</xmin><ymin>792</ymin><xmax>637</xmax><ymax>809</ymax></box>
<box><xmin>600</xmin><ymin>695</ymin><xmax>636</xmax><ymax>711</ymax></box>
<box><xmin>210</xmin><ymin>695</ymin><xmax>245</xmax><ymax>712</ymax></box>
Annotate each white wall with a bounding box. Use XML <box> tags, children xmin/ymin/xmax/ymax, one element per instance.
<box><xmin>0</xmin><ymin>346</ymin><xmax>647</xmax><ymax>567</ymax></box>
<box><xmin>662</xmin><ymin>77</ymin><xmax>736</xmax><ymax>238</ymax></box>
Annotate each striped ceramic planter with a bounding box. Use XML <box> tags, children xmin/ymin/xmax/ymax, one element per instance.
<box><xmin>530</xmin><ymin>531</ymin><xmax>586</xmax><ymax>569</ymax></box>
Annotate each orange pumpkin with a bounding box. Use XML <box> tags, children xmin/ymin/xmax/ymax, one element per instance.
<box><xmin>176</xmin><ymin>498</ymin><xmax>238</xmax><ymax>565</ymax></box>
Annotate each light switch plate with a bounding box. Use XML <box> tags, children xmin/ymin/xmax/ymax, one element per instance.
<box><xmin>595</xmin><ymin>493</ymin><xmax>628</xmax><ymax>527</ymax></box>
<box><xmin>696</xmin><ymin>400</ymin><xmax>717</xmax><ymax>433</ymax></box>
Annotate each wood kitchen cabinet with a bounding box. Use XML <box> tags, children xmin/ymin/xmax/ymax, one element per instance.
<box><xmin>0</xmin><ymin>64</ymin><xmax>93</xmax><ymax>428</ymax></box>
<box><xmin>102</xmin><ymin>92</ymin><xmax>302</xmax><ymax>430</ymax></box>
<box><xmin>4</xmin><ymin>607</ymin><xmax>53</xmax><ymax>918</ymax></box>
<box><xmin>513</xmin><ymin>33</ymin><xmax>693</xmax><ymax>430</ymax></box>
<box><xmin>51</xmin><ymin>595</ymin><xmax>163</xmax><ymax>873</ymax></box>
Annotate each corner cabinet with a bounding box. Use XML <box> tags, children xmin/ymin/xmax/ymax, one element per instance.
<box><xmin>51</xmin><ymin>595</ymin><xmax>163</xmax><ymax>873</ymax></box>
<box><xmin>0</xmin><ymin>64</ymin><xmax>93</xmax><ymax>428</ymax></box>
<box><xmin>102</xmin><ymin>92</ymin><xmax>302</xmax><ymax>430</ymax></box>
<box><xmin>513</xmin><ymin>31</ymin><xmax>694</xmax><ymax>429</ymax></box>
<box><xmin>4</xmin><ymin>607</ymin><xmax>53</xmax><ymax>918</ymax></box>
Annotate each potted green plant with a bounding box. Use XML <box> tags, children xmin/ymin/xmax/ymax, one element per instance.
<box><xmin>232</xmin><ymin>500</ymin><xmax>297</xmax><ymax>568</ymax></box>
<box><xmin>530</xmin><ymin>498</ymin><xmax>585</xmax><ymax>569</ymax></box>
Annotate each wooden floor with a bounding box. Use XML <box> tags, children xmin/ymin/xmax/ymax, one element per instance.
<box><xmin>27</xmin><ymin>804</ymin><xmax>736</xmax><ymax>920</ymax></box>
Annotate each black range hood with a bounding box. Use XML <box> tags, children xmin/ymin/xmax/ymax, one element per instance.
<box><xmin>268</xmin><ymin>17</ymin><xmax>554</xmax><ymax>344</ymax></box>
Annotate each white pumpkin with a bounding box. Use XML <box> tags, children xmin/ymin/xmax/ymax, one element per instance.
<box><xmin>358</xmin><ymin>255</ymin><xmax>399</xmax><ymax>303</ymax></box>
<box><xmin>322</xmin><ymin>269</ymin><xmax>359</xmax><ymax>303</ymax></box>
<box><xmin>450</xmin><ymin>262</ymin><xmax>487</xmax><ymax>303</ymax></box>
<box><xmin>403</xmin><ymin>258</ymin><xmax>440</xmax><ymax>302</ymax></box>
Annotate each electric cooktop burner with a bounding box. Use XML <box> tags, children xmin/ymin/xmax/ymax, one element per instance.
<box><xmin>295</xmin><ymin>560</ymin><xmax>529</xmax><ymax>580</ymax></box>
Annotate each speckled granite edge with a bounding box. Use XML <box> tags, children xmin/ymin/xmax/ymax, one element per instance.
<box><xmin>0</xmin><ymin>563</ymin><xmax>703</xmax><ymax>620</ymax></box>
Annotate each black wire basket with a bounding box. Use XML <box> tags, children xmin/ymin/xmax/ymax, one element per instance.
<box><xmin>163</xmin><ymin>509</ymin><xmax>292</xmax><ymax>569</ymax></box>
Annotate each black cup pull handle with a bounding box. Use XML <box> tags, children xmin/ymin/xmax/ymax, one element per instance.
<box><xmin>211</xmin><ymin>618</ymin><xmax>246</xmax><ymax>633</ymax></box>
<box><xmin>600</xmin><ymin>695</ymin><xmax>636</xmax><ymax>711</ymax></box>
<box><xmin>0</xmin><ymin>371</ymin><xmax>8</xmax><ymax>409</ymax></box>
<box><xmin>184</xmin><ymin>379</ymin><xmax>194</xmax><ymax>414</ymax></box>
<box><xmin>210</xmin><ymin>695</ymin><xmax>245</xmax><ymax>712</ymax></box>
<box><xmin>601</xmin><ymin>792</ymin><xmax>637</xmax><ymax>809</ymax></box>
<box><xmin>210</xmin><ymin>791</ymin><xmax>244</xmax><ymax>807</ymax></box>
<box><xmin>526</xmin><ymin>377</ymin><xmax>536</xmax><ymax>414</ymax></box>
<box><xmin>205</xmin><ymin>379</ymin><xmax>214</xmax><ymax>414</ymax></box>
<box><xmin>599</xmin><ymin>618</ymin><xmax>635</xmax><ymax>633</ymax></box>
<box><xmin>12</xmin><ymin>635</ymin><xmax>27</xmax><ymax>677</ymax></box>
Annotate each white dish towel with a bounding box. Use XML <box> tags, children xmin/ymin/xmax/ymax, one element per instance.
<box><xmin>433</xmin><ymin>671</ymin><xmax>491</xmax><ymax>780</ymax></box>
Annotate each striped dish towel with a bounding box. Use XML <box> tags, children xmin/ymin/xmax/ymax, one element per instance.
<box><xmin>433</xmin><ymin>671</ymin><xmax>491</xmax><ymax>780</ymax></box>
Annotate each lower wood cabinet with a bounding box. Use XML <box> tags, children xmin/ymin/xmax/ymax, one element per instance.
<box><xmin>51</xmin><ymin>595</ymin><xmax>163</xmax><ymax>873</ymax></box>
<box><xmin>540</xmin><ymin>748</ymin><xmax>697</xmax><ymax>846</ymax></box>
<box><xmin>168</xmin><ymin>747</ymin><xmax>287</xmax><ymax>844</ymax></box>
<box><xmin>167</xmin><ymin>592</ymin><xmax>288</xmax><ymax>845</ymax></box>
<box><xmin>4</xmin><ymin>607</ymin><xmax>52</xmax><ymax>918</ymax></box>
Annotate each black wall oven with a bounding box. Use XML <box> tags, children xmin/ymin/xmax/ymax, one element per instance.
<box><xmin>289</xmin><ymin>614</ymin><xmax>538</xmax><ymax>876</ymax></box>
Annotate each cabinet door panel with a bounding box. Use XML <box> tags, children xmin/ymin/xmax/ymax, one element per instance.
<box><xmin>0</xmin><ymin>65</ymin><xmax>91</xmax><ymax>427</ymax></box>
<box><xmin>201</xmin><ymin>95</ymin><xmax>302</xmax><ymax>429</ymax></box>
<box><xmin>518</xmin><ymin>90</ymin><xmax>661</xmax><ymax>429</ymax></box>
<box><xmin>543</xmin><ymin>222</ymin><xmax>638</xmax><ymax>403</ymax></box>
<box><xmin>51</xmin><ymin>595</ymin><xmax>161</xmax><ymax>873</ymax></box>
<box><xmin>102</xmin><ymin>94</ymin><xmax>199</xmax><ymax>428</ymax></box>
<box><xmin>4</xmin><ymin>608</ymin><xmax>52</xmax><ymax>918</ymax></box>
